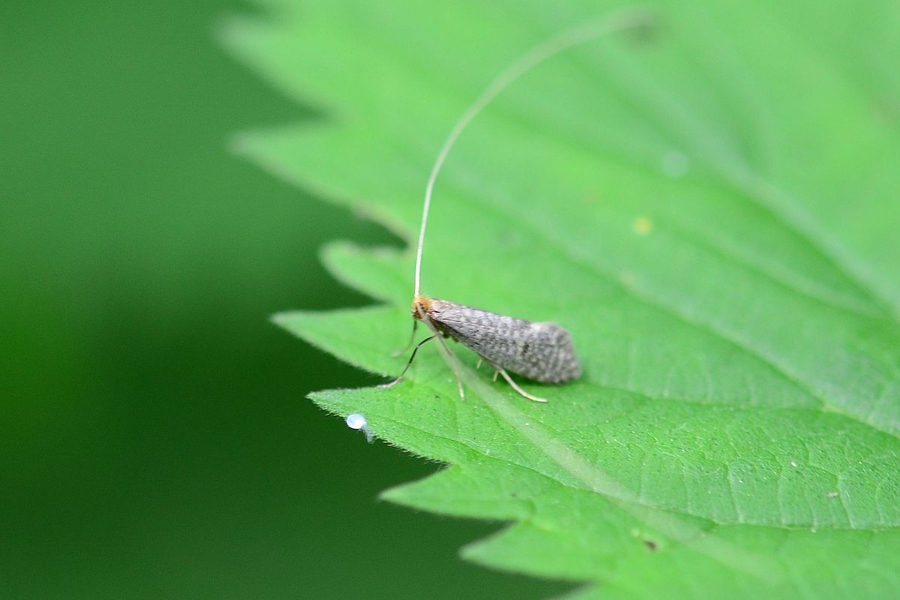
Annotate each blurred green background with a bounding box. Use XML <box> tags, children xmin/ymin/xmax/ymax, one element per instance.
<box><xmin>1</xmin><ymin>1</ymin><xmax>568</xmax><ymax>598</ymax></box>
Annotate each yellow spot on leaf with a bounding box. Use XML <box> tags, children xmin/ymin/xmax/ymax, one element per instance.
<box><xmin>633</xmin><ymin>216</ymin><xmax>653</xmax><ymax>235</ymax></box>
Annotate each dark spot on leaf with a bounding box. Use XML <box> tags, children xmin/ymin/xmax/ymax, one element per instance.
<box><xmin>643</xmin><ymin>539</ymin><xmax>658</xmax><ymax>551</ymax></box>
<box><xmin>623</xmin><ymin>10</ymin><xmax>664</xmax><ymax>46</ymax></box>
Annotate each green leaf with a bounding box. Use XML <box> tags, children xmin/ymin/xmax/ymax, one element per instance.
<box><xmin>223</xmin><ymin>1</ymin><xmax>900</xmax><ymax>597</ymax></box>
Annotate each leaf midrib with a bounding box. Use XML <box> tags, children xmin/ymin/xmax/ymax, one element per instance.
<box><xmin>351</xmin><ymin>377</ymin><xmax>898</xmax><ymax>533</ymax></box>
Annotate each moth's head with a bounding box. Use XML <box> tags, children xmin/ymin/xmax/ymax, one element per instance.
<box><xmin>411</xmin><ymin>294</ymin><xmax>432</xmax><ymax>320</ymax></box>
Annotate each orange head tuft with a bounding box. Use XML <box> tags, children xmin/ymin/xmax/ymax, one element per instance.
<box><xmin>411</xmin><ymin>295</ymin><xmax>432</xmax><ymax>320</ymax></box>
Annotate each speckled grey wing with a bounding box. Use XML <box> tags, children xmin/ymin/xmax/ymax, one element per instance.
<box><xmin>425</xmin><ymin>298</ymin><xmax>581</xmax><ymax>384</ymax></box>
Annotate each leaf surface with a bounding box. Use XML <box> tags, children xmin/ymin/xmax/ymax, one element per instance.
<box><xmin>223</xmin><ymin>1</ymin><xmax>900</xmax><ymax>597</ymax></box>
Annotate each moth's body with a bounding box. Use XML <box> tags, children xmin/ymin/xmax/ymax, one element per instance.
<box><xmin>412</xmin><ymin>295</ymin><xmax>581</xmax><ymax>385</ymax></box>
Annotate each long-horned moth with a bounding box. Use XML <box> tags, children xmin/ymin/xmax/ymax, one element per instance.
<box><xmin>387</xmin><ymin>10</ymin><xmax>655</xmax><ymax>401</ymax></box>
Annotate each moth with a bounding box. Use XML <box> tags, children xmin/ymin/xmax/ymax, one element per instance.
<box><xmin>406</xmin><ymin>295</ymin><xmax>581</xmax><ymax>402</ymax></box>
<box><xmin>387</xmin><ymin>11</ymin><xmax>651</xmax><ymax>401</ymax></box>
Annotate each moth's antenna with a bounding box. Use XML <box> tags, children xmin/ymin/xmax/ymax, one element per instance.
<box><xmin>413</xmin><ymin>8</ymin><xmax>656</xmax><ymax>297</ymax></box>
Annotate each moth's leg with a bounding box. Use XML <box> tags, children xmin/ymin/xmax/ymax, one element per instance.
<box><xmin>492</xmin><ymin>369</ymin><xmax>499</xmax><ymax>382</ymax></box>
<box><xmin>433</xmin><ymin>333</ymin><xmax>466</xmax><ymax>400</ymax></box>
<box><xmin>475</xmin><ymin>357</ymin><xmax>483</xmax><ymax>370</ymax></box>
<box><xmin>495</xmin><ymin>366</ymin><xmax>548</xmax><ymax>403</ymax></box>
<box><xmin>383</xmin><ymin>332</ymin><xmax>436</xmax><ymax>388</ymax></box>
<box><xmin>391</xmin><ymin>319</ymin><xmax>419</xmax><ymax>357</ymax></box>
